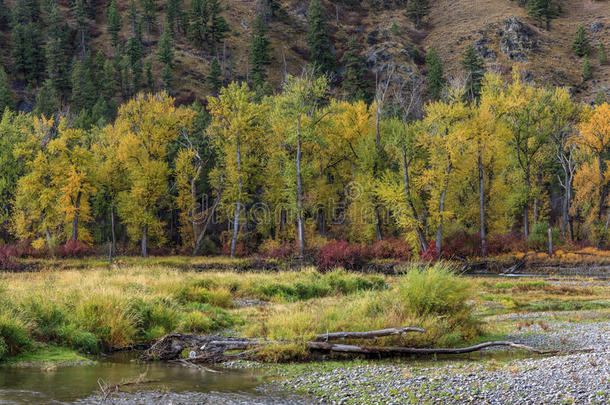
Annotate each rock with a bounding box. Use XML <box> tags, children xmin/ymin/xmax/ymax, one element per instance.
<box><xmin>499</xmin><ymin>16</ymin><xmax>535</xmax><ymax>62</ymax></box>
<box><xmin>590</xmin><ymin>21</ymin><xmax>603</xmax><ymax>34</ymax></box>
<box><xmin>474</xmin><ymin>36</ymin><xmax>497</xmax><ymax>61</ymax></box>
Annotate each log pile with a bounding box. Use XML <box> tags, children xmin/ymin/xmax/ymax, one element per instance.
<box><xmin>142</xmin><ymin>327</ymin><xmax>557</xmax><ymax>364</ymax></box>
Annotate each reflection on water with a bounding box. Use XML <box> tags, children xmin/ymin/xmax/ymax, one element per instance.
<box><xmin>0</xmin><ymin>353</ymin><xmax>300</xmax><ymax>404</ymax></box>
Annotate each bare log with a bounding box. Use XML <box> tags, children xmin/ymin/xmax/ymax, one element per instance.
<box><xmin>313</xmin><ymin>327</ymin><xmax>425</xmax><ymax>342</ymax></box>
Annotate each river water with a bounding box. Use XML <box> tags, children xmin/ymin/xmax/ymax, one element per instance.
<box><xmin>0</xmin><ymin>354</ymin><xmax>311</xmax><ymax>404</ymax></box>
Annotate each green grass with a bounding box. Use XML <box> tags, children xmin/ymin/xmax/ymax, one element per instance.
<box><xmin>1</xmin><ymin>345</ymin><xmax>89</xmax><ymax>365</ymax></box>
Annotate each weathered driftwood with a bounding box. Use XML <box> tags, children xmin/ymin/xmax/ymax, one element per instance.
<box><xmin>144</xmin><ymin>328</ymin><xmax>557</xmax><ymax>364</ymax></box>
<box><xmin>313</xmin><ymin>326</ymin><xmax>424</xmax><ymax>342</ymax></box>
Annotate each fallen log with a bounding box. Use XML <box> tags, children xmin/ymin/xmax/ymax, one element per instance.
<box><xmin>313</xmin><ymin>327</ymin><xmax>424</xmax><ymax>342</ymax></box>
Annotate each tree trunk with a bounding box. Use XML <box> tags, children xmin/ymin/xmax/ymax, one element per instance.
<box><xmin>230</xmin><ymin>131</ymin><xmax>242</xmax><ymax>258</ymax></box>
<box><xmin>533</xmin><ymin>172</ymin><xmax>542</xmax><ymax>224</ymax></box>
<box><xmin>110</xmin><ymin>203</ymin><xmax>116</xmax><ymax>256</ymax></box>
<box><xmin>402</xmin><ymin>153</ymin><xmax>427</xmax><ymax>252</ymax></box>
<box><xmin>296</xmin><ymin>119</ymin><xmax>305</xmax><ymax>258</ymax></box>
<box><xmin>524</xmin><ymin>166</ymin><xmax>531</xmax><ymax>238</ymax></box>
<box><xmin>436</xmin><ymin>162</ymin><xmax>452</xmax><ymax>255</ymax></box>
<box><xmin>141</xmin><ymin>224</ymin><xmax>148</xmax><ymax>258</ymax></box>
<box><xmin>478</xmin><ymin>152</ymin><xmax>486</xmax><ymax>257</ymax></box>
<box><xmin>71</xmin><ymin>191</ymin><xmax>81</xmax><ymax>241</ymax></box>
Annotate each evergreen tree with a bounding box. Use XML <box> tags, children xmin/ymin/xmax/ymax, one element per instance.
<box><xmin>189</xmin><ymin>0</ymin><xmax>209</xmax><ymax>47</ymax></box>
<box><xmin>140</xmin><ymin>0</ymin><xmax>157</xmax><ymax>46</ymax></box>
<box><xmin>249</xmin><ymin>13</ymin><xmax>271</xmax><ymax>90</ymax></box>
<box><xmin>45</xmin><ymin>2</ymin><xmax>71</xmax><ymax>96</ymax></box>
<box><xmin>107</xmin><ymin>0</ymin><xmax>122</xmax><ymax>52</ymax></box>
<box><xmin>166</xmin><ymin>0</ymin><xmax>183</xmax><ymax>35</ymax></box>
<box><xmin>91</xmin><ymin>95</ymin><xmax>110</xmax><ymax>126</ymax></box>
<box><xmin>71</xmin><ymin>56</ymin><xmax>96</xmax><ymax>113</ymax></box>
<box><xmin>306</xmin><ymin>0</ymin><xmax>334</xmax><ymax>75</ymax></box>
<box><xmin>72</xmin><ymin>0</ymin><xmax>89</xmax><ymax>59</ymax></box>
<box><xmin>598</xmin><ymin>42</ymin><xmax>607</xmax><ymax>65</ymax></box>
<box><xmin>101</xmin><ymin>58</ymin><xmax>120</xmax><ymax>102</ymax></box>
<box><xmin>207</xmin><ymin>56</ymin><xmax>222</xmax><ymax>94</ymax></box>
<box><xmin>595</xmin><ymin>89</ymin><xmax>607</xmax><ymax>106</ymax></box>
<box><xmin>0</xmin><ymin>66</ymin><xmax>13</xmax><ymax>112</ymax></box>
<box><xmin>526</xmin><ymin>0</ymin><xmax>559</xmax><ymax>30</ymax></box>
<box><xmin>145</xmin><ymin>60</ymin><xmax>154</xmax><ymax>92</ymax></box>
<box><xmin>407</xmin><ymin>0</ymin><xmax>430</xmax><ymax>29</ymax></box>
<box><xmin>461</xmin><ymin>45</ymin><xmax>486</xmax><ymax>103</ymax></box>
<box><xmin>11</xmin><ymin>0</ymin><xmax>44</xmax><ymax>83</ymax></box>
<box><xmin>572</xmin><ymin>25</ymin><xmax>589</xmax><ymax>57</ymax></box>
<box><xmin>158</xmin><ymin>25</ymin><xmax>174</xmax><ymax>91</ymax></box>
<box><xmin>0</xmin><ymin>0</ymin><xmax>9</xmax><ymax>30</ymax></box>
<box><xmin>582</xmin><ymin>56</ymin><xmax>592</xmax><ymax>81</ymax></box>
<box><xmin>34</xmin><ymin>78</ymin><xmax>59</xmax><ymax>118</ymax></box>
<box><xmin>425</xmin><ymin>47</ymin><xmax>445</xmax><ymax>100</ymax></box>
<box><xmin>126</xmin><ymin>22</ymin><xmax>144</xmax><ymax>93</ymax></box>
<box><xmin>127</xmin><ymin>0</ymin><xmax>139</xmax><ymax>35</ymax></box>
<box><xmin>340</xmin><ymin>36</ymin><xmax>372</xmax><ymax>103</ymax></box>
<box><xmin>207</xmin><ymin>0</ymin><xmax>228</xmax><ymax>51</ymax></box>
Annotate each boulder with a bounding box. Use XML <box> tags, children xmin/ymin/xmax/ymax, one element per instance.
<box><xmin>590</xmin><ymin>21</ymin><xmax>604</xmax><ymax>34</ymax></box>
<box><xmin>499</xmin><ymin>16</ymin><xmax>535</xmax><ymax>62</ymax></box>
<box><xmin>475</xmin><ymin>36</ymin><xmax>497</xmax><ymax>61</ymax></box>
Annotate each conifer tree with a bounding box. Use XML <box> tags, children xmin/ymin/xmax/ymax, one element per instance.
<box><xmin>126</xmin><ymin>22</ymin><xmax>144</xmax><ymax>93</ymax></box>
<box><xmin>145</xmin><ymin>60</ymin><xmax>154</xmax><ymax>92</ymax></box>
<box><xmin>140</xmin><ymin>0</ymin><xmax>157</xmax><ymax>47</ymax></box>
<box><xmin>340</xmin><ymin>36</ymin><xmax>372</xmax><ymax>103</ymax></box>
<box><xmin>0</xmin><ymin>66</ymin><xmax>13</xmax><ymax>112</ymax></box>
<box><xmin>407</xmin><ymin>0</ymin><xmax>430</xmax><ymax>29</ymax></box>
<box><xmin>72</xmin><ymin>0</ymin><xmax>89</xmax><ymax>59</ymax></box>
<box><xmin>71</xmin><ymin>56</ymin><xmax>96</xmax><ymax>113</ymax></box>
<box><xmin>188</xmin><ymin>0</ymin><xmax>209</xmax><ymax>47</ymax></box>
<box><xmin>572</xmin><ymin>25</ymin><xmax>589</xmax><ymax>57</ymax></box>
<box><xmin>582</xmin><ymin>56</ymin><xmax>592</xmax><ymax>81</ymax></box>
<box><xmin>11</xmin><ymin>0</ymin><xmax>45</xmax><ymax>83</ymax></box>
<box><xmin>595</xmin><ymin>89</ymin><xmax>607</xmax><ymax>106</ymax></box>
<box><xmin>598</xmin><ymin>42</ymin><xmax>607</xmax><ymax>65</ymax></box>
<box><xmin>166</xmin><ymin>0</ymin><xmax>183</xmax><ymax>35</ymax></box>
<box><xmin>461</xmin><ymin>45</ymin><xmax>485</xmax><ymax>103</ymax></box>
<box><xmin>526</xmin><ymin>0</ymin><xmax>559</xmax><ymax>30</ymax></box>
<box><xmin>45</xmin><ymin>2</ymin><xmax>71</xmax><ymax>96</ymax></box>
<box><xmin>306</xmin><ymin>0</ymin><xmax>334</xmax><ymax>75</ymax></box>
<box><xmin>34</xmin><ymin>79</ymin><xmax>59</xmax><ymax>118</ymax></box>
<box><xmin>107</xmin><ymin>0</ymin><xmax>122</xmax><ymax>52</ymax></box>
<box><xmin>249</xmin><ymin>13</ymin><xmax>271</xmax><ymax>90</ymax></box>
<box><xmin>208</xmin><ymin>0</ymin><xmax>228</xmax><ymax>51</ymax></box>
<box><xmin>207</xmin><ymin>57</ymin><xmax>222</xmax><ymax>94</ymax></box>
<box><xmin>425</xmin><ymin>47</ymin><xmax>445</xmax><ymax>101</ymax></box>
<box><xmin>127</xmin><ymin>0</ymin><xmax>139</xmax><ymax>35</ymax></box>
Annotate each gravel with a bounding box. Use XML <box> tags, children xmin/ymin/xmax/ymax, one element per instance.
<box><xmin>255</xmin><ymin>318</ymin><xmax>610</xmax><ymax>404</ymax></box>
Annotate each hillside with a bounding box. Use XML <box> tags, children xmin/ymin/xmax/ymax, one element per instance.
<box><xmin>1</xmin><ymin>0</ymin><xmax>608</xmax><ymax>109</ymax></box>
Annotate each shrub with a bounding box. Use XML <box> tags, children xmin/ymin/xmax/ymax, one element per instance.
<box><xmin>441</xmin><ymin>231</ymin><xmax>481</xmax><ymax>259</ymax></box>
<box><xmin>528</xmin><ymin>222</ymin><xmax>559</xmax><ymax>250</ymax></box>
<box><xmin>371</xmin><ymin>238</ymin><xmax>412</xmax><ymax>260</ymax></box>
<box><xmin>316</xmin><ymin>240</ymin><xmax>371</xmax><ymax>271</ymax></box>
<box><xmin>259</xmin><ymin>239</ymin><xmax>297</xmax><ymax>260</ymax></box>
<box><xmin>0</xmin><ymin>245</ymin><xmax>24</xmax><ymax>271</ymax></box>
<box><xmin>419</xmin><ymin>241</ymin><xmax>438</xmax><ymax>262</ymax></box>
<box><xmin>179</xmin><ymin>311</ymin><xmax>213</xmax><ymax>333</ymax></box>
<box><xmin>398</xmin><ymin>264</ymin><xmax>473</xmax><ymax>316</ymax></box>
<box><xmin>487</xmin><ymin>232</ymin><xmax>527</xmax><ymax>255</ymax></box>
<box><xmin>0</xmin><ymin>315</ymin><xmax>32</xmax><ymax>359</ymax></box>
<box><xmin>56</xmin><ymin>240</ymin><xmax>94</xmax><ymax>258</ymax></box>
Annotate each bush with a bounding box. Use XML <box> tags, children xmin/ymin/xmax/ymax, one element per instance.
<box><xmin>0</xmin><ymin>315</ymin><xmax>32</xmax><ymax>359</ymax></box>
<box><xmin>259</xmin><ymin>239</ymin><xmax>297</xmax><ymax>260</ymax></box>
<box><xmin>398</xmin><ymin>264</ymin><xmax>473</xmax><ymax>316</ymax></box>
<box><xmin>528</xmin><ymin>222</ymin><xmax>559</xmax><ymax>250</ymax></box>
<box><xmin>371</xmin><ymin>238</ymin><xmax>412</xmax><ymax>260</ymax></box>
<box><xmin>316</xmin><ymin>240</ymin><xmax>371</xmax><ymax>271</ymax></box>
<box><xmin>0</xmin><ymin>245</ymin><xmax>24</xmax><ymax>271</ymax></box>
<box><xmin>57</xmin><ymin>240</ymin><xmax>94</xmax><ymax>258</ymax></box>
<box><xmin>441</xmin><ymin>231</ymin><xmax>481</xmax><ymax>259</ymax></box>
<box><xmin>487</xmin><ymin>232</ymin><xmax>527</xmax><ymax>255</ymax></box>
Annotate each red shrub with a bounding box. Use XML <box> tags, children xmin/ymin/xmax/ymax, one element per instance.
<box><xmin>261</xmin><ymin>242</ymin><xmax>297</xmax><ymax>260</ymax></box>
<box><xmin>0</xmin><ymin>245</ymin><xmax>25</xmax><ymax>271</ymax></box>
<box><xmin>56</xmin><ymin>240</ymin><xmax>94</xmax><ymax>258</ymax></box>
<box><xmin>316</xmin><ymin>240</ymin><xmax>371</xmax><ymax>271</ymax></box>
<box><xmin>441</xmin><ymin>231</ymin><xmax>482</xmax><ymax>259</ymax></box>
<box><xmin>487</xmin><ymin>232</ymin><xmax>527</xmax><ymax>255</ymax></box>
<box><xmin>371</xmin><ymin>238</ymin><xmax>412</xmax><ymax>260</ymax></box>
<box><xmin>419</xmin><ymin>241</ymin><xmax>438</xmax><ymax>262</ymax></box>
<box><xmin>221</xmin><ymin>241</ymin><xmax>252</xmax><ymax>257</ymax></box>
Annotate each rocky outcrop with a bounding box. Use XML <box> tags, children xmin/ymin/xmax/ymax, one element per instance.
<box><xmin>590</xmin><ymin>21</ymin><xmax>604</xmax><ymax>34</ymax></box>
<box><xmin>475</xmin><ymin>35</ymin><xmax>497</xmax><ymax>61</ymax></box>
<box><xmin>499</xmin><ymin>16</ymin><xmax>536</xmax><ymax>62</ymax></box>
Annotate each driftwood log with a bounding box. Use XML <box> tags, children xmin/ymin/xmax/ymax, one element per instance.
<box><xmin>143</xmin><ymin>327</ymin><xmax>557</xmax><ymax>364</ymax></box>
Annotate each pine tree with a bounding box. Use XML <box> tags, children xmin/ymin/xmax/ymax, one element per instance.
<box><xmin>145</xmin><ymin>60</ymin><xmax>154</xmax><ymax>92</ymax></box>
<box><xmin>158</xmin><ymin>25</ymin><xmax>174</xmax><ymax>91</ymax></box>
<box><xmin>598</xmin><ymin>42</ymin><xmax>607</xmax><ymax>65</ymax></box>
<box><xmin>340</xmin><ymin>36</ymin><xmax>372</xmax><ymax>103</ymax></box>
<box><xmin>72</xmin><ymin>0</ymin><xmax>89</xmax><ymax>59</ymax></box>
<box><xmin>407</xmin><ymin>0</ymin><xmax>430</xmax><ymax>29</ymax></box>
<box><xmin>208</xmin><ymin>0</ymin><xmax>228</xmax><ymax>52</ymax></box>
<box><xmin>45</xmin><ymin>3</ymin><xmax>71</xmax><ymax>96</ymax></box>
<box><xmin>425</xmin><ymin>47</ymin><xmax>445</xmax><ymax>100</ymax></box>
<box><xmin>34</xmin><ymin>78</ymin><xmax>59</xmax><ymax>118</ymax></box>
<box><xmin>107</xmin><ymin>0</ymin><xmax>122</xmax><ymax>52</ymax></box>
<box><xmin>126</xmin><ymin>22</ymin><xmax>144</xmax><ymax>93</ymax></box>
<box><xmin>140</xmin><ymin>0</ymin><xmax>157</xmax><ymax>47</ymax></box>
<box><xmin>249</xmin><ymin>13</ymin><xmax>271</xmax><ymax>90</ymax></box>
<box><xmin>189</xmin><ymin>0</ymin><xmax>209</xmax><ymax>47</ymax></box>
<box><xmin>307</xmin><ymin>0</ymin><xmax>334</xmax><ymax>75</ymax></box>
<box><xmin>582</xmin><ymin>55</ymin><xmax>592</xmax><ymax>81</ymax></box>
<box><xmin>572</xmin><ymin>25</ymin><xmax>589</xmax><ymax>57</ymax></box>
<box><xmin>526</xmin><ymin>0</ymin><xmax>559</xmax><ymax>30</ymax></box>
<box><xmin>166</xmin><ymin>0</ymin><xmax>183</xmax><ymax>36</ymax></box>
<box><xmin>461</xmin><ymin>45</ymin><xmax>486</xmax><ymax>103</ymax></box>
<box><xmin>207</xmin><ymin>57</ymin><xmax>222</xmax><ymax>94</ymax></box>
<box><xmin>11</xmin><ymin>0</ymin><xmax>44</xmax><ymax>83</ymax></box>
<box><xmin>595</xmin><ymin>89</ymin><xmax>607</xmax><ymax>106</ymax></box>
<box><xmin>0</xmin><ymin>66</ymin><xmax>13</xmax><ymax>112</ymax></box>
<box><xmin>91</xmin><ymin>94</ymin><xmax>110</xmax><ymax>126</ymax></box>
<box><xmin>71</xmin><ymin>57</ymin><xmax>96</xmax><ymax>113</ymax></box>
<box><xmin>127</xmin><ymin>0</ymin><xmax>139</xmax><ymax>35</ymax></box>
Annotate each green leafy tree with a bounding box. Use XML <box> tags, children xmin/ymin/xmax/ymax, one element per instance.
<box><xmin>407</xmin><ymin>0</ymin><xmax>430</xmax><ymax>28</ymax></box>
<box><xmin>572</xmin><ymin>25</ymin><xmax>589</xmax><ymax>57</ymax></box>
<box><xmin>307</xmin><ymin>0</ymin><xmax>334</xmax><ymax>75</ymax></box>
<box><xmin>340</xmin><ymin>36</ymin><xmax>372</xmax><ymax>103</ymax></box>
<box><xmin>425</xmin><ymin>47</ymin><xmax>445</xmax><ymax>100</ymax></box>
<box><xmin>582</xmin><ymin>56</ymin><xmax>592</xmax><ymax>81</ymax></box>
<box><xmin>249</xmin><ymin>13</ymin><xmax>271</xmax><ymax>90</ymax></box>
<box><xmin>107</xmin><ymin>0</ymin><xmax>122</xmax><ymax>52</ymax></box>
<box><xmin>207</xmin><ymin>57</ymin><xmax>222</xmax><ymax>94</ymax></box>
<box><xmin>461</xmin><ymin>45</ymin><xmax>486</xmax><ymax>103</ymax></box>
